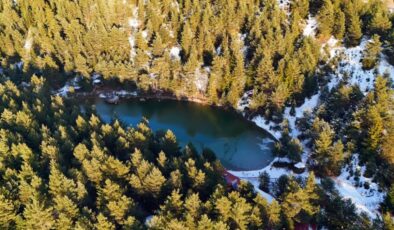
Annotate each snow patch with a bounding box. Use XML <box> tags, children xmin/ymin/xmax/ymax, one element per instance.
<box><xmin>335</xmin><ymin>154</ymin><xmax>385</xmax><ymax>219</ymax></box>
<box><xmin>24</xmin><ymin>38</ymin><xmax>33</xmax><ymax>51</ymax></box>
<box><xmin>237</xmin><ymin>90</ymin><xmax>253</xmax><ymax>111</ymax></box>
<box><xmin>169</xmin><ymin>46</ymin><xmax>181</xmax><ymax>60</ymax></box>
<box><xmin>277</xmin><ymin>0</ymin><xmax>290</xmax><ymax>9</ymax></box>
<box><xmin>303</xmin><ymin>16</ymin><xmax>317</xmax><ymax>37</ymax></box>
<box><xmin>252</xmin><ymin>116</ymin><xmax>281</xmax><ymax>139</ymax></box>
<box><xmin>142</xmin><ymin>30</ymin><xmax>148</xmax><ymax>39</ymax></box>
<box><xmin>194</xmin><ymin>68</ymin><xmax>208</xmax><ymax>92</ymax></box>
<box><xmin>294</xmin><ymin>162</ymin><xmax>305</xmax><ymax>169</ymax></box>
<box><xmin>324</xmin><ymin>37</ymin><xmax>394</xmax><ymax>93</ymax></box>
<box><xmin>55</xmin><ymin>76</ymin><xmax>82</xmax><ymax>97</ymax></box>
<box><xmin>128</xmin><ymin>18</ymin><xmax>139</xmax><ymax>29</ymax></box>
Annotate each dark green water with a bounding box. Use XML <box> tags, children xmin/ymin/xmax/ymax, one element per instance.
<box><xmin>94</xmin><ymin>98</ymin><xmax>275</xmax><ymax>171</ymax></box>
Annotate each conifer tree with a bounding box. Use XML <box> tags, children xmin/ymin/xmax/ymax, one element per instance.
<box><xmin>363</xmin><ymin>105</ymin><xmax>383</xmax><ymax>155</ymax></box>
<box><xmin>345</xmin><ymin>4</ymin><xmax>362</xmax><ymax>46</ymax></box>
<box><xmin>0</xmin><ymin>195</ymin><xmax>16</xmax><ymax>228</ymax></box>
<box><xmin>368</xmin><ymin>1</ymin><xmax>392</xmax><ymax>35</ymax></box>
<box><xmin>317</xmin><ymin>0</ymin><xmax>334</xmax><ymax>39</ymax></box>
<box><xmin>362</xmin><ymin>34</ymin><xmax>382</xmax><ymax>70</ymax></box>
<box><xmin>333</xmin><ymin>9</ymin><xmax>346</xmax><ymax>40</ymax></box>
<box><xmin>20</xmin><ymin>198</ymin><xmax>55</xmax><ymax>230</ymax></box>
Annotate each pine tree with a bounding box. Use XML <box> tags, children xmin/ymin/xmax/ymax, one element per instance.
<box><xmin>291</xmin><ymin>0</ymin><xmax>310</xmax><ymax>19</ymax></box>
<box><xmin>374</xmin><ymin>75</ymin><xmax>392</xmax><ymax>116</ymax></box>
<box><xmin>333</xmin><ymin>9</ymin><xmax>346</xmax><ymax>40</ymax></box>
<box><xmin>317</xmin><ymin>0</ymin><xmax>334</xmax><ymax>39</ymax></box>
<box><xmin>363</xmin><ymin>105</ymin><xmax>383</xmax><ymax>155</ymax></box>
<box><xmin>95</xmin><ymin>213</ymin><xmax>115</xmax><ymax>230</ymax></box>
<box><xmin>152</xmin><ymin>33</ymin><xmax>165</xmax><ymax>57</ymax></box>
<box><xmin>20</xmin><ymin>198</ymin><xmax>55</xmax><ymax>230</ymax></box>
<box><xmin>383</xmin><ymin>212</ymin><xmax>394</xmax><ymax>230</ymax></box>
<box><xmin>259</xmin><ymin>171</ymin><xmax>271</xmax><ymax>193</ymax></box>
<box><xmin>368</xmin><ymin>1</ymin><xmax>392</xmax><ymax>35</ymax></box>
<box><xmin>362</xmin><ymin>34</ymin><xmax>382</xmax><ymax>70</ymax></box>
<box><xmin>181</xmin><ymin>22</ymin><xmax>194</xmax><ymax>57</ymax></box>
<box><xmin>345</xmin><ymin>4</ymin><xmax>362</xmax><ymax>47</ymax></box>
<box><xmin>0</xmin><ymin>195</ymin><xmax>16</xmax><ymax>228</ymax></box>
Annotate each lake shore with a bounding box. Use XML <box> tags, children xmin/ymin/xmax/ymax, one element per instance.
<box><xmin>69</xmin><ymin>86</ymin><xmax>281</xmax><ymax>142</ymax></box>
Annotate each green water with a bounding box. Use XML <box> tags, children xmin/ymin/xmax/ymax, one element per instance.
<box><xmin>94</xmin><ymin>98</ymin><xmax>275</xmax><ymax>171</ymax></box>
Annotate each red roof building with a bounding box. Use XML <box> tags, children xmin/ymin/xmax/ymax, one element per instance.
<box><xmin>223</xmin><ymin>170</ymin><xmax>241</xmax><ymax>189</ymax></box>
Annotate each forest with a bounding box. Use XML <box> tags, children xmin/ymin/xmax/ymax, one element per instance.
<box><xmin>0</xmin><ymin>0</ymin><xmax>394</xmax><ymax>229</ymax></box>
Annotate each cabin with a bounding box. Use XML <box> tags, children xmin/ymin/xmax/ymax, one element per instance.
<box><xmin>223</xmin><ymin>170</ymin><xmax>241</xmax><ymax>190</ymax></box>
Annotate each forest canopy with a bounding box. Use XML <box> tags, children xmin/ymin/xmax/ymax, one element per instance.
<box><xmin>0</xmin><ymin>0</ymin><xmax>394</xmax><ymax>229</ymax></box>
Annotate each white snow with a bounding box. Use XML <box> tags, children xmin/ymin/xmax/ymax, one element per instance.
<box><xmin>24</xmin><ymin>28</ymin><xmax>33</xmax><ymax>52</ymax></box>
<box><xmin>229</xmin><ymin>156</ymin><xmax>309</xmax><ymax>203</ymax></box>
<box><xmin>237</xmin><ymin>90</ymin><xmax>253</xmax><ymax>111</ymax></box>
<box><xmin>93</xmin><ymin>79</ymin><xmax>101</xmax><ymax>84</ymax></box>
<box><xmin>303</xmin><ymin>16</ymin><xmax>317</xmax><ymax>37</ymax></box>
<box><xmin>145</xmin><ymin>215</ymin><xmax>154</xmax><ymax>226</ymax></box>
<box><xmin>24</xmin><ymin>37</ymin><xmax>33</xmax><ymax>51</ymax></box>
<box><xmin>56</xmin><ymin>84</ymin><xmax>71</xmax><ymax>97</ymax></box>
<box><xmin>98</xmin><ymin>91</ymin><xmax>137</xmax><ymax>99</ymax></box>
<box><xmin>15</xmin><ymin>61</ymin><xmax>23</xmax><ymax>70</ymax></box>
<box><xmin>92</xmin><ymin>73</ymin><xmax>101</xmax><ymax>80</ymax></box>
<box><xmin>252</xmin><ymin>116</ymin><xmax>282</xmax><ymax>139</ymax></box>
<box><xmin>284</xmin><ymin>93</ymin><xmax>320</xmax><ymax>138</ymax></box>
<box><xmin>194</xmin><ymin>68</ymin><xmax>208</xmax><ymax>92</ymax></box>
<box><xmin>55</xmin><ymin>76</ymin><xmax>82</xmax><ymax>97</ymax></box>
<box><xmin>324</xmin><ymin>37</ymin><xmax>394</xmax><ymax>93</ymax></box>
<box><xmin>216</xmin><ymin>46</ymin><xmax>222</xmax><ymax>55</ymax></box>
<box><xmin>128</xmin><ymin>36</ymin><xmax>136</xmax><ymax>59</ymax></box>
<box><xmin>92</xmin><ymin>74</ymin><xmax>102</xmax><ymax>85</ymax></box>
<box><xmin>246</xmin><ymin>176</ymin><xmax>275</xmax><ymax>202</ymax></box>
<box><xmin>334</xmin><ymin>154</ymin><xmax>385</xmax><ymax>219</ymax></box>
<box><xmin>128</xmin><ymin>7</ymin><xmax>139</xmax><ymax>60</ymax></box>
<box><xmin>277</xmin><ymin>0</ymin><xmax>290</xmax><ymax>10</ymax></box>
<box><xmin>169</xmin><ymin>46</ymin><xmax>181</xmax><ymax>60</ymax></box>
<box><xmin>251</xmin><ymin>92</ymin><xmax>320</xmax><ymax>140</ymax></box>
<box><xmin>116</xmin><ymin>90</ymin><xmax>138</xmax><ymax>97</ymax></box>
<box><xmin>128</xmin><ymin>18</ymin><xmax>139</xmax><ymax>29</ymax></box>
<box><xmin>294</xmin><ymin>162</ymin><xmax>305</xmax><ymax>169</ymax></box>
<box><xmin>142</xmin><ymin>30</ymin><xmax>148</xmax><ymax>39</ymax></box>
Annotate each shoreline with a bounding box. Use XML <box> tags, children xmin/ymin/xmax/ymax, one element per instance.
<box><xmin>71</xmin><ymin>87</ymin><xmax>279</xmax><ymax>142</ymax></box>
<box><xmin>64</xmin><ymin>86</ymin><xmax>285</xmax><ymax>175</ymax></box>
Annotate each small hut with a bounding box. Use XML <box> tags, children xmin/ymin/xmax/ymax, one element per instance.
<box><xmin>223</xmin><ymin>170</ymin><xmax>241</xmax><ymax>190</ymax></box>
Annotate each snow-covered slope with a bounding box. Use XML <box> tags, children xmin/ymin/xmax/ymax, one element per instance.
<box><xmin>235</xmin><ymin>34</ymin><xmax>394</xmax><ymax>219</ymax></box>
<box><xmin>325</xmin><ymin>37</ymin><xmax>394</xmax><ymax>92</ymax></box>
<box><xmin>335</xmin><ymin>155</ymin><xmax>385</xmax><ymax>218</ymax></box>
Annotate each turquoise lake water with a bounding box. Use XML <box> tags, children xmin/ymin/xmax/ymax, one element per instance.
<box><xmin>94</xmin><ymin>98</ymin><xmax>275</xmax><ymax>170</ymax></box>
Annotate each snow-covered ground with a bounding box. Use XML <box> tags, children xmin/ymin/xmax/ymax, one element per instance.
<box><xmin>277</xmin><ymin>0</ymin><xmax>291</xmax><ymax>11</ymax></box>
<box><xmin>238</xmin><ymin>90</ymin><xmax>253</xmax><ymax>111</ymax></box>
<box><xmin>55</xmin><ymin>76</ymin><xmax>82</xmax><ymax>97</ymax></box>
<box><xmin>234</xmin><ymin>35</ymin><xmax>393</xmax><ymax>219</ymax></box>
<box><xmin>335</xmin><ymin>155</ymin><xmax>385</xmax><ymax>219</ymax></box>
<box><xmin>128</xmin><ymin>7</ymin><xmax>139</xmax><ymax>60</ymax></box>
<box><xmin>303</xmin><ymin>16</ymin><xmax>317</xmax><ymax>37</ymax></box>
<box><xmin>324</xmin><ymin>37</ymin><xmax>394</xmax><ymax>93</ymax></box>
<box><xmin>229</xmin><ymin>156</ymin><xmax>309</xmax><ymax>203</ymax></box>
<box><xmin>169</xmin><ymin>46</ymin><xmax>181</xmax><ymax>60</ymax></box>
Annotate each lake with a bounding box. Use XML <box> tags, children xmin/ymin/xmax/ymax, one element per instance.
<box><xmin>93</xmin><ymin>98</ymin><xmax>275</xmax><ymax>171</ymax></box>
